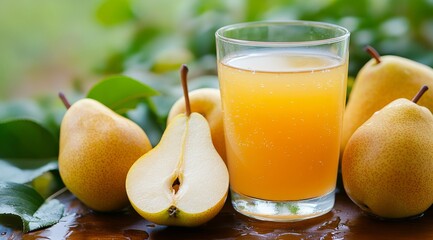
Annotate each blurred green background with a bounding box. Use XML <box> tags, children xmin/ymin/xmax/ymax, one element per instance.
<box><xmin>1</xmin><ymin>0</ymin><xmax>433</xmax><ymax>101</ymax></box>
<box><xmin>1</xmin><ymin>0</ymin><xmax>433</xmax><ymax>143</ymax></box>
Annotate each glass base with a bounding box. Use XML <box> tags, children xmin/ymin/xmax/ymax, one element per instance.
<box><xmin>231</xmin><ymin>189</ymin><xmax>335</xmax><ymax>222</ymax></box>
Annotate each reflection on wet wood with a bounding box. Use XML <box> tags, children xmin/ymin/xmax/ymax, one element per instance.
<box><xmin>2</xmin><ymin>189</ymin><xmax>433</xmax><ymax>239</ymax></box>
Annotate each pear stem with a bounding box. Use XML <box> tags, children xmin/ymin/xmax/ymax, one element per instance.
<box><xmin>45</xmin><ymin>187</ymin><xmax>68</xmax><ymax>201</ymax></box>
<box><xmin>180</xmin><ymin>64</ymin><xmax>191</xmax><ymax>116</ymax></box>
<box><xmin>58</xmin><ymin>92</ymin><xmax>71</xmax><ymax>109</ymax></box>
<box><xmin>364</xmin><ymin>45</ymin><xmax>381</xmax><ymax>64</ymax></box>
<box><xmin>411</xmin><ymin>85</ymin><xmax>429</xmax><ymax>103</ymax></box>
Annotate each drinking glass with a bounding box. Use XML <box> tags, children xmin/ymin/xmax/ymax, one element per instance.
<box><xmin>215</xmin><ymin>21</ymin><xmax>350</xmax><ymax>221</ymax></box>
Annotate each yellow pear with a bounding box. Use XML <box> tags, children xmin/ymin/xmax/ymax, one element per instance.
<box><xmin>59</xmin><ymin>98</ymin><xmax>152</xmax><ymax>212</ymax></box>
<box><xmin>341</xmin><ymin>46</ymin><xmax>433</xmax><ymax>154</ymax></box>
<box><xmin>126</xmin><ymin>65</ymin><xmax>229</xmax><ymax>227</ymax></box>
<box><xmin>167</xmin><ymin>88</ymin><xmax>226</xmax><ymax>162</ymax></box>
<box><xmin>342</xmin><ymin>86</ymin><xmax>433</xmax><ymax>219</ymax></box>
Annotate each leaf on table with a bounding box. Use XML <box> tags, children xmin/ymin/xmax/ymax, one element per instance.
<box><xmin>0</xmin><ymin>182</ymin><xmax>64</xmax><ymax>233</ymax></box>
<box><xmin>27</xmin><ymin>198</ymin><xmax>64</xmax><ymax>232</ymax></box>
<box><xmin>87</xmin><ymin>75</ymin><xmax>159</xmax><ymax>114</ymax></box>
<box><xmin>0</xmin><ymin>159</ymin><xmax>58</xmax><ymax>184</ymax></box>
<box><xmin>0</xmin><ymin>119</ymin><xmax>58</xmax><ymax>159</ymax></box>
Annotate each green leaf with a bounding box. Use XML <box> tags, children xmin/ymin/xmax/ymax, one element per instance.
<box><xmin>0</xmin><ymin>182</ymin><xmax>64</xmax><ymax>233</ymax></box>
<box><xmin>96</xmin><ymin>0</ymin><xmax>134</xmax><ymax>26</ymax></box>
<box><xmin>0</xmin><ymin>119</ymin><xmax>58</xmax><ymax>159</ymax></box>
<box><xmin>0</xmin><ymin>159</ymin><xmax>57</xmax><ymax>184</ymax></box>
<box><xmin>0</xmin><ymin>99</ymin><xmax>60</xmax><ymax>139</ymax></box>
<box><xmin>127</xmin><ymin>102</ymin><xmax>164</xmax><ymax>146</ymax></box>
<box><xmin>0</xmin><ymin>100</ymin><xmax>45</xmax><ymax>122</ymax></box>
<box><xmin>86</xmin><ymin>75</ymin><xmax>159</xmax><ymax>114</ymax></box>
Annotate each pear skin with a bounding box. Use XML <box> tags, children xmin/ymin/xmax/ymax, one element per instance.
<box><xmin>342</xmin><ymin>97</ymin><xmax>433</xmax><ymax>219</ymax></box>
<box><xmin>59</xmin><ymin>98</ymin><xmax>152</xmax><ymax>212</ymax></box>
<box><xmin>126</xmin><ymin>113</ymin><xmax>229</xmax><ymax>227</ymax></box>
<box><xmin>341</xmin><ymin>55</ymin><xmax>433</xmax><ymax>154</ymax></box>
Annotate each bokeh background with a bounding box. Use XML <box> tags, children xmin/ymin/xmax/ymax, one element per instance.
<box><xmin>1</xmin><ymin>0</ymin><xmax>433</xmax><ymax>144</ymax></box>
<box><xmin>1</xmin><ymin>0</ymin><xmax>433</xmax><ymax>98</ymax></box>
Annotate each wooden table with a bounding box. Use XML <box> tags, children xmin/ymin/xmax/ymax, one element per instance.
<box><xmin>2</xmin><ymin>186</ymin><xmax>433</xmax><ymax>240</ymax></box>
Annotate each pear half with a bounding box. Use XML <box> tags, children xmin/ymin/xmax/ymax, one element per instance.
<box><xmin>126</xmin><ymin>112</ymin><xmax>229</xmax><ymax>227</ymax></box>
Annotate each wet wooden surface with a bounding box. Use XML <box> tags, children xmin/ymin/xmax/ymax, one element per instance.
<box><xmin>2</xmin><ymin>187</ymin><xmax>433</xmax><ymax>240</ymax></box>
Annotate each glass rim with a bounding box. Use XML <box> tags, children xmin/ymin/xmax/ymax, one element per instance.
<box><xmin>215</xmin><ymin>20</ymin><xmax>350</xmax><ymax>47</ymax></box>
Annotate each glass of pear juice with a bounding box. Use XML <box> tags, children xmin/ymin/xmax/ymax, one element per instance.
<box><xmin>215</xmin><ymin>21</ymin><xmax>350</xmax><ymax>221</ymax></box>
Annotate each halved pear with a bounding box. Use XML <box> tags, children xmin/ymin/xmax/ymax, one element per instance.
<box><xmin>126</xmin><ymin>112</ymin><xmax>229</xmax><ymax>227</ymax></box>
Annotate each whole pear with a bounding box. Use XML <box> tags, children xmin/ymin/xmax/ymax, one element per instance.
<box><xmin>341</xmin><ymin>47</ymin><xmax>433</xmax><ymax>154</ymax></box>
<box><xmin>342</xmin><ymin>87</ymin><xmax>433</xmax><ymax>219</ymax></box>
<box><xmin>59</xmin><ymin>98</ymin><xmax>152</xmax><ymax>212</ymax></box>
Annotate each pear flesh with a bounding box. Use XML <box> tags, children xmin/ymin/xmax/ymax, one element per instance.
<box><xmin>126</xmin><ymin>112</ymin><xmax>229</xmax><ymax>227</ymax></box>
<box><xmin>342</xmin><ymin>98</ymin><xmax>433</xmax><ymax>219</ymax></box>
<box><xmin>342</xmin><ymin>56</ymin><xmax>433</xmax><ymax>154</ymax></box>
<box><xmin>59</xmin><ymin>98</ymin><xmax>152</xmax><ymax>212</ymax></box>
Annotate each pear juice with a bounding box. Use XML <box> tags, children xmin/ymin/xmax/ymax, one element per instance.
<box><xmin>218</xmin><ymin>51</ymin><xmax>348</xmax><ymax>201</ymax></box>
